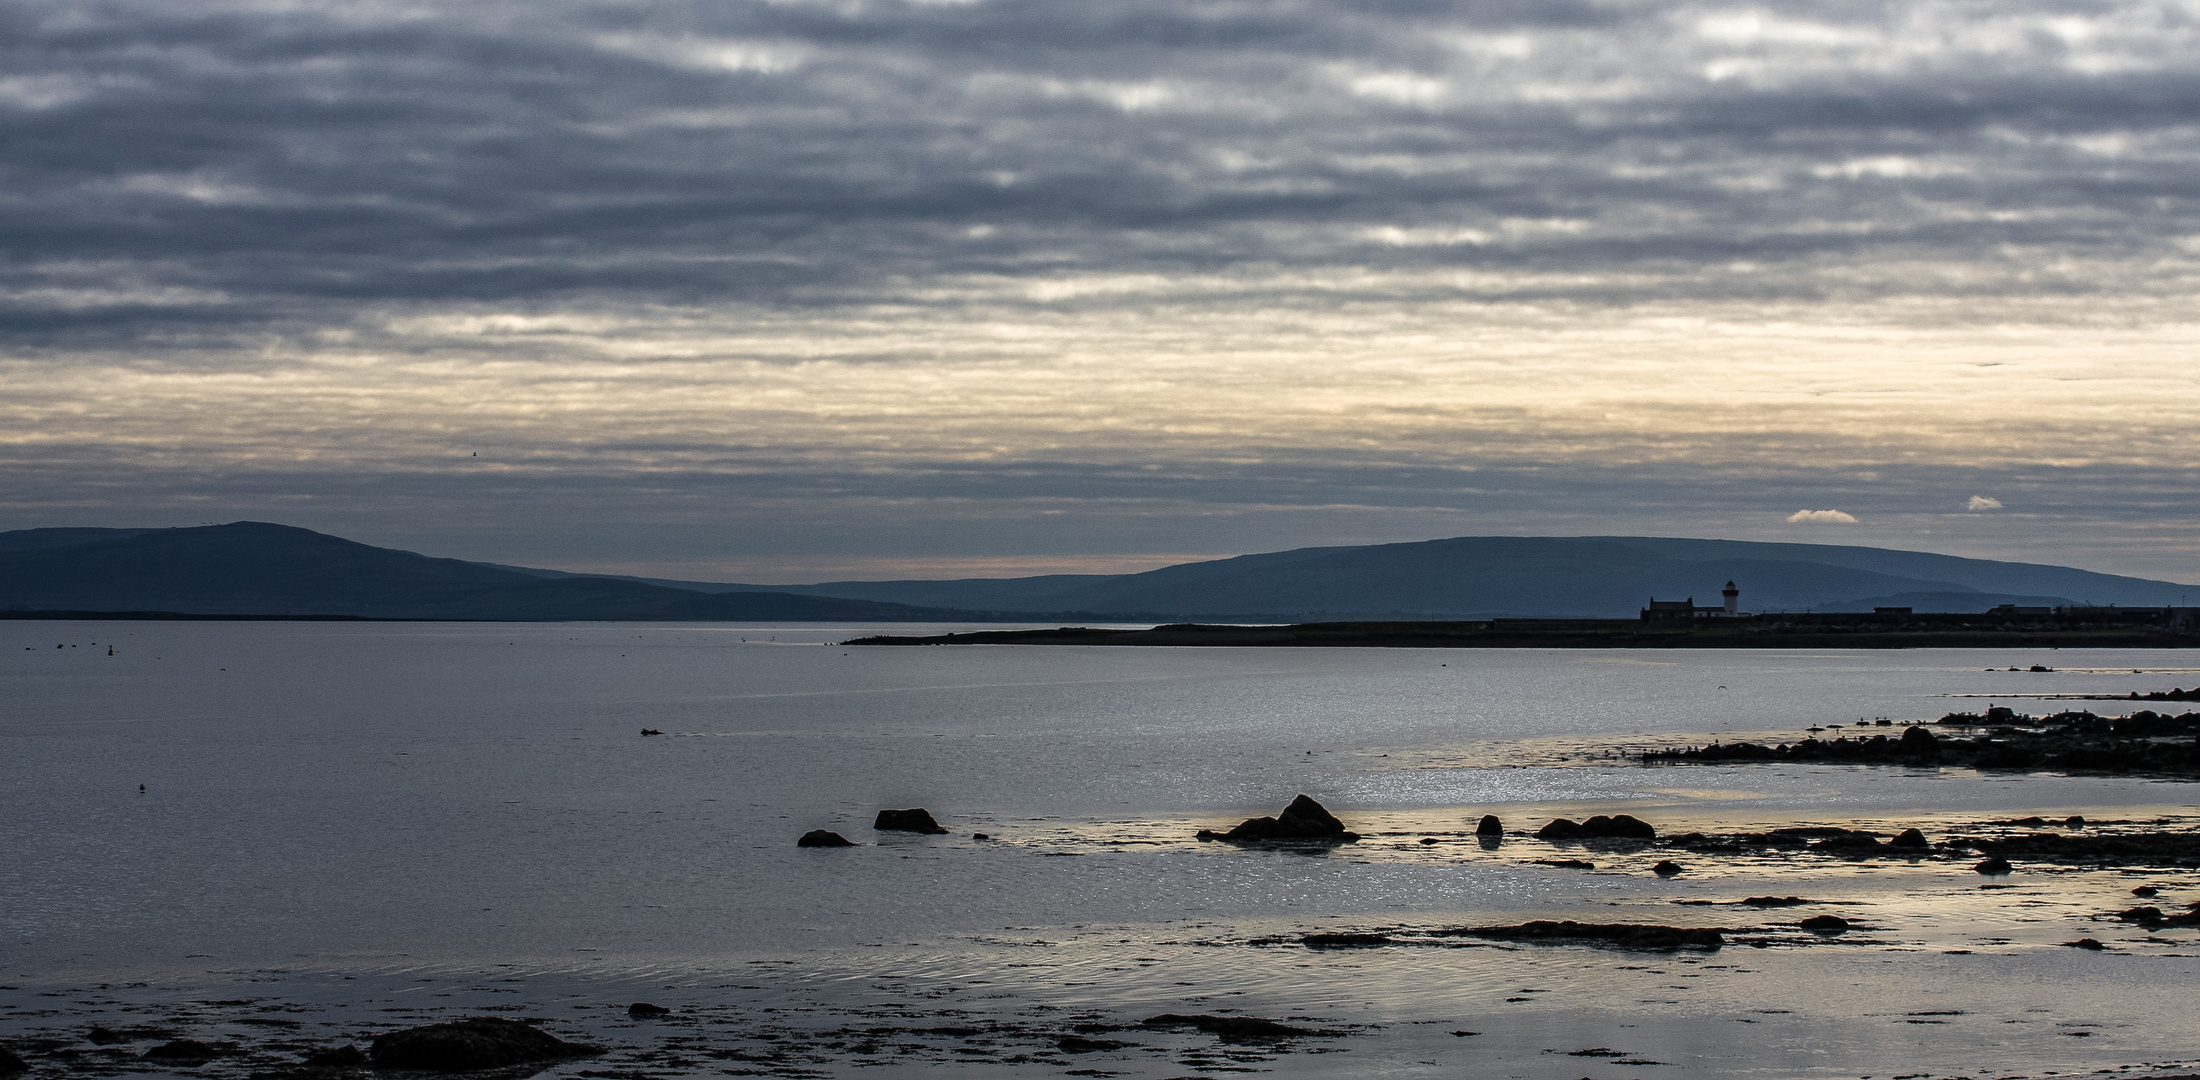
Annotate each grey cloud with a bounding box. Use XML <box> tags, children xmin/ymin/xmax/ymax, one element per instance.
<box><xmin>9</xmin><ymin>0</ymin><xmax>2200</xmax><ymax>337</ymax></box>
<box><xmin>7</xmin><ymin>0</ymin><xmax>2200</xmax><ymax>577</ymax></box>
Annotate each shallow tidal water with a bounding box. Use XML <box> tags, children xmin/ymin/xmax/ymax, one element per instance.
<box><xmin>3</xmin><ymin>621</ymin><xmax>2198</xmax><ymax>1079</ymax></box>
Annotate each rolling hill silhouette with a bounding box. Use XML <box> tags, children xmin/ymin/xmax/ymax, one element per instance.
<box><xmin>4</xmin><ymin>523</ymin><xmax>2189</xmax><ymax>621</ymax></box>
<box><xmin>0</xmin><ymin>523</ymin><xmax>964</xmax><ymax>621</ymax></box>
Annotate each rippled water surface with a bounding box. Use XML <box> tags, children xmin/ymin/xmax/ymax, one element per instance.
<box><xmin>4</xmin><ymin>621</ymin><xmax>2198</xmax><ymax>1078</ymax></box>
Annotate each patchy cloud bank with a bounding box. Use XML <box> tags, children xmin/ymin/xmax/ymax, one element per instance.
<box><xmin>2</xmin><ymin>0</ymin><xmax>2197</xmax><ymax>579</ymax></box>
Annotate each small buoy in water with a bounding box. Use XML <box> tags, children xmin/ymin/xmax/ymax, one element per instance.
<box><xmin>139</xmin><ymin>784</ymin><xmax>145</xmax><ymax>793</ymax></box>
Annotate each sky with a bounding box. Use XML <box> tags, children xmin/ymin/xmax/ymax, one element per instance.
<box><xmin>3</xmin><ymin>0</ymin><xmax>2197</xmax><ymax>584</ymax></box>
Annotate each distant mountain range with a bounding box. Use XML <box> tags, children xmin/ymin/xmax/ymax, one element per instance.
<box><xmin>2</xmin><ymin>522</ymin><xmax>2191</xmax><ymax>622</ymax></box>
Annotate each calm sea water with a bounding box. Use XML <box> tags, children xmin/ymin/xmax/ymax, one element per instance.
<box><xmin>5</xmin><ymin>621</ymin><xmax>2199</xmax><ymax>1078</ymax></box>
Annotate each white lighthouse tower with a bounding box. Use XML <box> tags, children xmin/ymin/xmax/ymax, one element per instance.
<box><xmin>1722</xmin><ymin>580</ymin><xmax>1740</xmax><ymax>616</ymax></box>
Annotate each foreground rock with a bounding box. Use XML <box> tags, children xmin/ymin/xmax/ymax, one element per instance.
<box><xmin>1447</xmin><ymin>920</ymin><xmax>1723</xmax><ymax>951</ymax></box>
<box><xmin>143</xmin><ymin>1039</ymin><xmax>221</xmax><ymax>1064</ymax></box>
<box><xmin>797</xmin><ymin>829</ymin><xmax>855</xmax><ymax>847</ymax></box>
<box><xmin>369</xmin><ymin>1017</ymin><xmax>600</xmax><ymax>1072</ymax></box>
<box><xmin>1142</xmin><ymin>1014</ymin><xmax>1319</xmax><ymax>1041</ymax></box>
<box><xmin>1197</xmin><ymin>795</ymin><xmax>1360</xmax><ymax>843</ymax></box>
<box><xmin>1537</xmin><ymin>814</ymin><xmax>1656</xmax><ymax>840</ymax></box>
<box><xmin>874</xmin><ymin>808</ymin><xmax>949</xmax><ymax>834</ymax></box>
<box><xmin>0</xmin><ymin>1047</ymin><xmax>27</xmax><ymax>1077</ymax></box>
<box><xmin>300</xmin><ymin>1045</ymin><xmax>367</xmax><ymax>1066</ymax></box>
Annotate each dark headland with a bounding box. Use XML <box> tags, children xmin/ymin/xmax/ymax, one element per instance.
<box><xmin>847</xmin><ymin>607</ymin><xmax>2200</xmax><ymax>649</ymax></box>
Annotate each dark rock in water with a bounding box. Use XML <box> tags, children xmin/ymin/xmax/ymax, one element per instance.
<box><xmin>627</xmin><ymin>1002</ymin><xmax>670</xmax><ymax>1019</ymax></box>
<box><xmin>1799</xmin><ymin>915</ymin><xmax>1851</xmax><ymax>933</ymax></box>
<box><xmin>1592</xmin><ymin>814</ymin><xmax>1657</xmax><ymax>839</ymax></box>
<box><xmin>1055</xmin><ymin>1035</ymin><xmax>1135</xmax><ymax>1052</ymax></box>
<box><xmin>143</xmin><ymin>1039</ymin><xmax>220</xmax><ymax>1064</ymax></box>
<box><xmin>1534</xmin><ymin>858</ymin><xmax>1596</xmax><ymax>869</ymax></box>
<box><xmin>0</xmin><ymin>1047</ymin><xmax>27</xmax><ymax>1077</ymax></box>
<box><xmin>1451</xmin><ymin>920</ymin><xmax>1723</xmax><ymax>951</ymax></box>
<box><xmin>1814</xmin><ymin>833</ymin><xmax>1884</xmax><ymax>855</ymax></box>
<box><xmin>2065</xmin><ymin>815</ymin><xmax>2086</xmax><ymax>826</ymax></box>
<box><xmin>797</xmin><ymin>829</ymin><xmax>855</xmax><ymax>847</ymax></box>
<box><xmin>1538</xmin><ymin>818</ymin><xmax>1585</xmax><ymax>839</ymax></box>
<box><xmin>1975</xmin><ymin>856</ymin><xmax>2014</xmax><ymax>875</ymax></box>
<box><xmin>1739</xmin><ymin>896</ymin><xmax>1815</xmax><ymax>907</ymax></box>
<box><xmin>972</xmin><ymin>832</ymin><xmax>991</xmax><ymax>840</ymax></box>
<box><xmin>1901</xmin><ymin>724</ymin><xmax>1938</xmax><ymax>748</ymax></box>
<box><xmin>1889</xmin><ymin>828</ymin><xmax>1930</xmax><ymax>849</ymax></box>
<box><xmin>1197</xmin><ymin>794</ymin><xmax>1359</xmax><ymax>843</ymax></box>
<box><xmin>301</xmin><ymin>1044</ymin><xmax>367</xmax><ymax>1066</ymax></box>
<box><xmin>87</xmin><ymin>1026</ymin><xmax>128</xmax><ymax>1045</ymax></box>
<box><xmin>1301</xmin><ymin>932</ymin><xmax>1394</xmax><ymax>948</ymax></box>
<box><xmin>1476</xmin><ymin>815</ymin><xmax>1504</xmax><ymax>836</ymax></box>
<box><xmin>1141</xmin><ymin>1014</ymin><xmax>1315</xmax><ymax>1042</ymax></box>
<box><xmin>1539</xmin><ymin>815</ymin><xmax>1655</xmax><ymax>840</ymax></box>
<box><xmin>639</xmin><ymin>728</ymin><xmax>663</xmax><ymax>736</ymax></box>
<box><xmin>1652</xmin><ymin>860</ymin><xmax>1684</xmax><ymax>876</ymax></box>
<box><xmin>1419</xmin><ymin>836</ymin><xmax>1440</xmax><ymax>845</ymax></box>
<box><xmin>874</xmin><ymin>808</ymin><xmax>949</xmax><ymax>834</ymax></box>
<box><xmin>2132</xmin><ymin>885</ymin><xmax>2160</xmax><ymax>897</ymax></box>
<box><xmin>370</xmin><ymin>1018</ymin><xmax>599</xmax><ymax>1073</ymax></box>
<box><xmin>2107</xmin><ymin>904</ymin><xmax>2198</xmax><ymax>928</ymax></box>
<box><xmin>2061</xmin><ymin>937</ymin><xmax>2106</xmax><ymax>950</ymax></box>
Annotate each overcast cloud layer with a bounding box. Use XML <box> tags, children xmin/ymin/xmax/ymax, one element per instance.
<box><xmin>3</xmin><ymin>0</ymin><xmax>2197</xmax><ymax>580</ymax></box>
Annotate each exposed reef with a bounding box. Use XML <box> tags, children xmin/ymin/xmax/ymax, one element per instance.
<box><xmin>1644</xmin><ymin>710</ymin><xmax>2200</xmax><ymax>778</ymax></box>
<box><xmin>368</xmin><ymin>1017</ymin><xmax>601</xmax><ymax>1072</ymax></box>
<box><xmin>1450</xmin><ymin>921</ymin><xmax>1725</xmax><ymax>951</ymax></box>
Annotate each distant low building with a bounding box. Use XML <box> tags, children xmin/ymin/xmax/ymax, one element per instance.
<box><xmin>1642</xmin><ymin>581</ymin><xmax>1743</xmax><ymax>623</ymax></box>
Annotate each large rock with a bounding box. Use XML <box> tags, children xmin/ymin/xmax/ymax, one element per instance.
<box><xmin>368</xmin><ymin>1017</ymin><xmax>599</xmax><ymax>1073</ymax></box>
<box><xmin>797</xmin><ymin>829</ymin><xmax>855</xmax><ymax>847</ymax></box>
<box><xmin>1475</xmin><ymin>815</ymin><xmax>1504</xmax><ymax>836</ymax></box>
<box><xmin>874</xmin><ymin>808</ymin><xmax>949</xmax><ymax>834</ymax></box>
<box><xmin>1141</xmin><ymin>1014</ymin><xmax>1316</xmax><ymax>1041</ymax></box>
<box><xmin>1197</xmin><ymin>795</ymin><xmax>1359</xmax><ymax>843</ymax></box>
<box><xmin>301</xmin><ymin>1045</ymin><xmax>366</xmax><ymax>1066</ymax></box>
<box><xmin>142</xmin><ymin>1040</ymin><xmax>220</xmax><ymax>1064</ymax></box>
<box><xmin>1889</xmin><ymin>828</ymin><xmax>1930</xmax><ymax>849</ymax></box>
<box><xmin>1538</xmin><ymin>815</ymin><xmax>1656</xmax><ymax>840</ymax></box>
<box><xmin>1455</xmin><ymin>920</ymin><xmax>1723</xmax><ymax>951</ymax></box>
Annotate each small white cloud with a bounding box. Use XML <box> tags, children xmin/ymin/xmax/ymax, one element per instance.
<box><xmin>1787</xmin><ymin>509</ymin><xmax>1858</xmax><ymax>524</ymax></box>
<box><xmin>1967</xmin><ymin>495</ymin><xmax>2004</xmax><ymax>511</ymax></box>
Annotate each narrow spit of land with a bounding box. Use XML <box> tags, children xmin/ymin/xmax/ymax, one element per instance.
<box><xmin>846</xmin><ymin>616</ymin><xmax>2200</xmax><ymax>649</ymax></box>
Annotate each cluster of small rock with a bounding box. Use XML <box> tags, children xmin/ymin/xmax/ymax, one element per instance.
<box><xmin>800</xmin><ymin>806</ymin><xmax>976</xmax><ymax>847</ymax></box>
